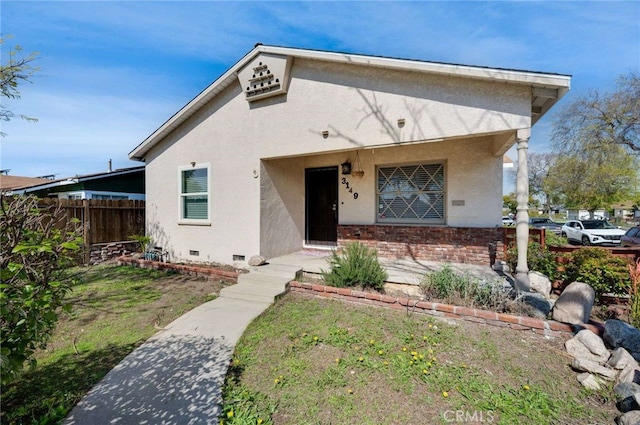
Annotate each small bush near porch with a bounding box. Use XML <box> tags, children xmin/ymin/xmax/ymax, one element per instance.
<box><xmin>321</xmin><ymin>242</ymin><xmax>388</xmax><ymax>290</ymax></box>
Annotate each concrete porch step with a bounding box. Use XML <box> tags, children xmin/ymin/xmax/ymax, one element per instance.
<box><xmin>220</xmin><ymin>281</ymin><xmax>289</xmax><ymax>303</ymax></box>
<box><xmin>249</xmin><ymin>263</ymin><xmax>302</xmax><ymax>278</ymax></box>
<box><xmin>238</xmin><ymin>272</ymin><xmax>294</xmax><ymax>286</ymax></box>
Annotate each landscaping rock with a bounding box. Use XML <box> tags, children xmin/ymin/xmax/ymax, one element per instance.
<box><xmin>609</xmin><ymin>348</ymin><xmax>639</xmax><ymax>370</ymax></box>
<box><xmin>248</xmin><ymin>255</ymin><xmax>268</xmax><ymax>266</ymax></box>
<box><xmin>604</xmin><ymin>320</ymin><xmax>640</xmax><ymax>361</ymax></box>
<box><xmin>551</xmin><ymin>281</ymin><xmax>595</xmax><ymax>325</ymax></box>
<box><xmin>571</xmin><ymin>358</ymin><xmax>617</xmax><ymax>381</ymax></box>
<box><xmin>575</xmin><ymin>329</ymin><xmax>609</xmax><ymax>360</ymax></box>
<box><xmin>576</xmin><ymin>372</ymin><xmax>603</xmax><ymax>391</ymax></box>
<box><xmin>619</xmin><ymin>366</ymin><xmax>640</xmax><ymax>385</ymax></box>
<box><xmin>615</xmin><ymin>382</ymin><xmax>640</xmax><ymax>413</ymax></box>
<box><xmin>618</xmin><ymin>410</ymin><xmax>640</xmax><ymax>425</ymax></box>
<box><xmin>518</xmin><ymin>292</ymin><xmax>552</xmax><ymax>319</ymax></box>
<box><xmin>528</xmin><ymin>271</ymin><xmax>551</xmax><ymax>298</ymax></box>
<box><xmin>565</xmin><ymin>338</ymin><xmax>609</xmax><ymax>364</ymax></box>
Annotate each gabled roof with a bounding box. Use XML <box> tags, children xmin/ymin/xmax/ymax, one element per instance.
<box><xmin>129</xmin><ymin>44</ymin><xmax>571</xmax><ymax>161</ymax></box>
<box><xmin>11</xmin><ymin>166</ymin><xmax>145</xmax><ymax>193</ymax></box>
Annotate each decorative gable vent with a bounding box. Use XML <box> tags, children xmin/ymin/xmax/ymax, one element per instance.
<box><xmin>237</xmin><ymin>53</ymin><xmax>292</xmax><ymax>102</ymax></box>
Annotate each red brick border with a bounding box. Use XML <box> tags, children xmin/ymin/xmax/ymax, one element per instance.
<box><xmin>289</xmin><ymin>281</ymin><xmax>602</xmax><ymax>338</ymax></box>
<box><xmin>116</xmin><ymin>256</ymin><xmax>241</xmax><ymax>283</ymax></box>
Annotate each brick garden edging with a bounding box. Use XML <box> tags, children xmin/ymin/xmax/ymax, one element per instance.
<box><xmin>289</xmin><ymin>281</ymin><xmax>603</xmax><ymax>339</ymax></box>
<box><xmin>116</xmin><ymin>256</ymin><xmax>241</xmax><ymax>283</ymax></box>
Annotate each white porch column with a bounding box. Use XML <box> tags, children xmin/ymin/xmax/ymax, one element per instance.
<box><xmin>515</xmin><ymin>128</ymin><xmax>531</xmax><ymax>292</ymax></box>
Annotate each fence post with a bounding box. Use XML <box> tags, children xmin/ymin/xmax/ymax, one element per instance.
<box><xmin>83</xmin><ymin>199</ymin><xmax>90</xmax><ymax>264</ymax></box>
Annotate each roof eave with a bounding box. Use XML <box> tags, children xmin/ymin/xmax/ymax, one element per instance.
<box><xmin>129</xmin><ymin>44</ymin><xmax>571</xmax><ymax>161</ymax></box>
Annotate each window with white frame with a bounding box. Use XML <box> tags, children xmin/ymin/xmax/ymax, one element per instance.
<box><xmin>377</xmin><ymin>163</ymin><xmax>445</xmax><ymax>224</ymax></box>
<box><xmin>179</xmin><ymin>164</ymin><xmax>209</xmax><ymax>222</ymax></box>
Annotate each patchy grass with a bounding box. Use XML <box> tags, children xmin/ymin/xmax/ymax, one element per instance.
<box><xmin>222</xmin><ymin>293</ymin><xmax>616</xmax><ymax>425</ymax></box>
<box><xmin>2</xmin><ymin>264</ymin><xmax>225</xmax><ymax>425</ymax></box>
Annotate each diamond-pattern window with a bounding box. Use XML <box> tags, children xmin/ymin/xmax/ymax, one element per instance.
<box><xmin>377</xmin><ymin>163</ymin><xmax>445</xmax><ymax>224</ymax></box>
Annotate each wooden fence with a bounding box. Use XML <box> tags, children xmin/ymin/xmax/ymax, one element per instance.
<box><xmin>36</xmin><ymin>199</ymin><xmax>145</xmax><ymax>263</ymax></box>
<box><xmin>502</xmin><ymin>227</ymin><xmax>546</xmax><ymax>257</ymax></box>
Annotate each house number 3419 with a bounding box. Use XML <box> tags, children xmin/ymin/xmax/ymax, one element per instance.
<box><xmin>341</xmin><ymin>177</ymin><xmax>359</xmax><ymax>199</ymax></box>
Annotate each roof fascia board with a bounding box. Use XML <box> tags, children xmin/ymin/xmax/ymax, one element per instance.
<box><xmin>261</xmin><ymin>46</ymin><xmax>571</xmax><ymax>88</ymax></box>
<box><xmin>129</xmin><ymin>47</ymin><xmax>263</xmax><ymax>161</ymax></box>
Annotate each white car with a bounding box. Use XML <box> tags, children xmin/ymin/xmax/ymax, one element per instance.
<box><xmin>560</xmin><ymin>220</ymin><xmax>626</xmax><ymax>246</ymax></box>
<box><xmin>502</xmin><ymin>216</ymin><xmax>515</xmax><ymax>226</ymax></box>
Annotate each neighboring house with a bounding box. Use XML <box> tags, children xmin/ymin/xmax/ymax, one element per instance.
<box><xmin>11</xmin><ymin>166</ymin><xmax>145</xmax><ymax>200</ymax></box>
<box><xmin>566</xmin><ymin>209</ymin><xmax>609</xmax><ymax>221</ymax></box>
<box><xmin>612</xmin><ymin>201</ymin><xmax>638</xmax><ymax>222</ymax></box>
<box><xmin>129</xmin><ymin>45</ymin><xmax>570</xmax><ymax>268</ymax></box>
<box><xmin>0</xmin><ymin>173</ymin><xmax>53</xmax><ymax>193</ymax></box>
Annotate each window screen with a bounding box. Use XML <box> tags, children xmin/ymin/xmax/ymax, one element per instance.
<box><xmin>181</xmin><ymin>167</ymin><xmax>208</xmax><ymax>220</ymax></box>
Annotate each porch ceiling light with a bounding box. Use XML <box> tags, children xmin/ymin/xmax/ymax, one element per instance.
<box><xmin>341</xmin><ymin>161</ymin><xmax>352</xmax><ymax>175</ymax></box>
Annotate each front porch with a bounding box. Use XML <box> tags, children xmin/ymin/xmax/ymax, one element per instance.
<box><xmin>266</xmin><ymin>250</ymin><xmax>509</xmax><ymax>289</ymax></box>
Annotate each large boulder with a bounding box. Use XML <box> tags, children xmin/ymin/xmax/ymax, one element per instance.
<box><xmin>552</xmin><ymin>282</ymin><xmax>595</xmax><ymax>325</ymax></box>
<box><xmin>618</xmin><ymin>410</ymin><xmax>640</xmax><ymax>425</ymax></box>
<box><xmin>577</xmin><ymin>372</ymin><xmax>603</xmax><ymax>391</ymax></box>
<box><xmin>571</xmin><ymin>358</ymin><xmax>616</xmax><ymax>381</ymax></box>
<box><xmin>565</xmin><ymin>337</ymin><xmax>609</xmax><ymax>364</ymax></box>
<box><xmin>528</xmin><ymin>271</ymin><xmax>552</xmax><ymax>299</ymax></box>
<box><xmin>615</xmin><ymin>382</ymin><xmax>640</xmax><ymax>413</ymax></box>
<box><xmin>604</xmin><ymin>320</ymin><xmax>640</xmax><ymax>361</ymax></box>
<box><xmin>248</xmin><ymin>255</ymin><xmax>268</xmax><ymax>266</ymax></box>
<box><xmin>575</xmin><ymin>329</ymin><xmax>609</xmax><ymax>359</ymax></box>
<box><xmin>608</xmin><ymin>347</ymin><xmax>640</xmax><ymax>384</ymax></box>
<box><xmin>518</xmin><ymin>292</ymin><xmax>552</xmax><ymax>319</ymax></box>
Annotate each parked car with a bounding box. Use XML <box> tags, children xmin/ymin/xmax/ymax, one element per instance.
<box><xmin>621</xmin><ymin>225</ymin><xmax>640</xmax><ymax>247</ymax></box>
<box><xmin>529</xmin><ymin>217</ymin><xmax>562</xmax><ymax>234</ymax></box>
<box><xmin>502</xmin><ymin>216</ymin><xmax>515</xmax><ymax>226</ymax></box>
<box><xmin>561</xmin><ymin>220</ymin><xmax>626</xmax><ymax>246</ymax></box>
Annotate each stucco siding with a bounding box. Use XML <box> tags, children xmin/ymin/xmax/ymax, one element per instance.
<box><xmin>143</xmin><ymin>58</ymin><xmax>514</xmax><ymax>265</ymax></box>
<box><xmin>251</xmin><ymin>58</ymin><xmax>531</xmax><ymax>159</ymax></box>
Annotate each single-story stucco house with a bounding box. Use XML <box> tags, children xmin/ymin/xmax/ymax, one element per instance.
<box><xmin>129</xmin><ymin>44</ymin><xmax>570</xmax><ymax>290</ymax></box>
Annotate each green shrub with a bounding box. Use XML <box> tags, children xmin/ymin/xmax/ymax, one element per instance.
<box><xmin>565</xmin><ymin>247</ymin><xmax>631</xmax><ymax>299</ymax></box>
<box><xmin>506</xmin><ymin>242</ymin><xmax>558</xmax><ymax>281</ymax></box>
<box><xmin>544</xmin><ymin>231</ymin><xmax>566</xmax><ymax>247</ymax></box>
<box><xmin>321</xmin><ymin>242</ymin><xmax>388</xmax><ymax>290</ymax></box>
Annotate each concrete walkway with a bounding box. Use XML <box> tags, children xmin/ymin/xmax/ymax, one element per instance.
<box><xmin>64</xmin><ymin>252</ymin><xmax>508</xmax><ymax>424</ymax></box>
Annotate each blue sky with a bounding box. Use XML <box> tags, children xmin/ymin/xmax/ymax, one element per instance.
<box><xmin>1</xmin><ymin>1</ymin><xmax>639</xmax><ymax>179</ymax></box>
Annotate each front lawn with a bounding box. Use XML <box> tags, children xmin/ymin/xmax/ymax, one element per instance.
<box><xmin>222</xmin><ymin>293</ymin><xmax>616</xmax><ymax>425</ymax></box>
<box><xmin>1</xmin><ymin>265</ymin><xmax>224</xmax><ymax>425</ymax></box>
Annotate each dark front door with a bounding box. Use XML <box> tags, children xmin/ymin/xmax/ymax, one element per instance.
<box><xmin>305</xmin><ymin>167</ymin><xmax>338</xmax><ymax>246</ymax></box>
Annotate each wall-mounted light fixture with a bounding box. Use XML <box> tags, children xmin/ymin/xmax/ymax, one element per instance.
<box><xmin>190</xmin><ymin>161</ymin><xmax>196</xmax><ymax>167</ymax></box>
<box><xmin>341</xmin><ymin>161</ymin><xmax>352</xmax><ymax>175</ymax></box>
<box><xmin>322</xmin><ymin>130</ymin><xmax>329</xmax><ymax>139</ymax></box>
<box><xmin>397</xmin><ymin>118</ymin><xmax>405</xmax><ymax>128</ymax></box>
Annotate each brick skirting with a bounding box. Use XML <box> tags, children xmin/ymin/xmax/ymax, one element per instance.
<box><xmin>338</xmin><ymin>225</ymin><xmax>504</xmax><ymax>266</ymax></box>
<box><xmin>289</xmin><ymin>281</ymin><xmax>603</xmax><ymax>339</ymax></box>
<box><xmin>117</xmin><ymin>256</ymin><xmax>242</xmax><ymax>283</ymax></box>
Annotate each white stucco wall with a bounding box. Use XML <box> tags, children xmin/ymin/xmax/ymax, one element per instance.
<box><xmin>143</xmin><ymin>55</ymin><xmax>525</xmax><ymax>265</ymax></box>
<box><xmin>258</xmin><ymin>137</ymin><xmax>502</xmax><ymax>259</ymax></box>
